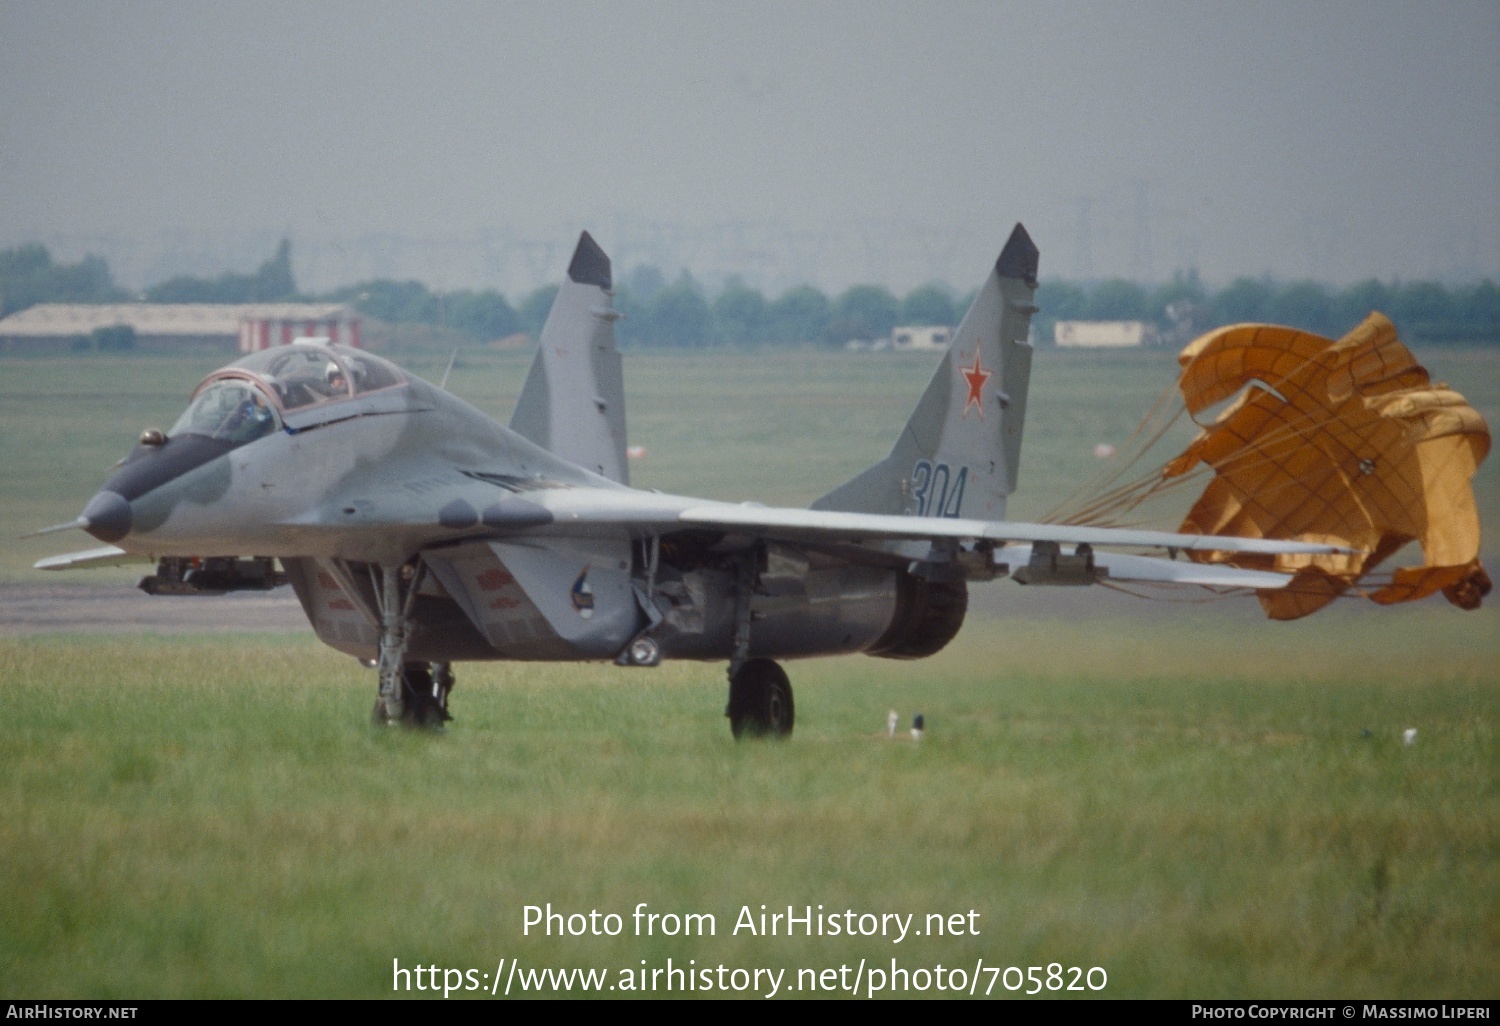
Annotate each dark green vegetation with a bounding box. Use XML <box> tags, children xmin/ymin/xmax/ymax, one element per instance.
<box><xmin>5</xmin><ymin>240</ymin><xmax>1497</xmax><ymax>347</ymax></box>
<box><xmin>0</xmin><ymin>244</ymin><xmax>127</xmax><ymax>317</ymax></box>
<box><xmin>1035</xmin><ymin>273</ymin><xmax>1500</xmax><ymax>346</ymax></box>
<box><xmin>143</xmin><ymin>240</ymin><xmax>295</xmax><ymax>305</ymax></box>
<box><xmin>2</xmin><ymin>347</ymin><xmax>1496</xmax><ymax>997</ymax></box>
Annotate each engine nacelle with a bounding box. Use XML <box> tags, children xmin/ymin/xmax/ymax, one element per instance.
<box><xmin>866</xmin><ymin>572</ymin><xmax>968</xmax><ymax>660</ymax></box>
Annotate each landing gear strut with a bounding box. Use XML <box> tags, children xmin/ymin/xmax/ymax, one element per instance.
<box><xmin>727</xmin><ymin>658</ymin><xmax>794</xmax><ymax>739</ymax></box>
<box><xmin>372</xmin><ymin>661</ymin><xmax>454</xmax><ymax>729</ymax></box>
<box><xmin>722</xmin><ymin>546</ymin><xmax>793</xmax><ymax>739</ymax></box>
<box><xmin>361</xmin><ymin>559</ymin><xmax>454</xmax><ymax>730</ymax></box>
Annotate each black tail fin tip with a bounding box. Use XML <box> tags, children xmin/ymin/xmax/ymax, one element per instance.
<box><xmin>567</xmin><ymin>231</ymin><xmax>612</xmax><ymax>290</ymax></box>
<box><xmin>995</xmin><ymin>223</ymin><xmax>1039</xmax><ymax>287</ymax></box>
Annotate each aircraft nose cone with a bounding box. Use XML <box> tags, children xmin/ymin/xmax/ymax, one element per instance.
<box><xmin>81</xmin><ymin>490</ymin><xmax>132</xmax><ymax>543</ymax></box>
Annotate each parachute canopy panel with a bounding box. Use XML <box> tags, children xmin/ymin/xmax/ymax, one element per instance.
<box><xmin>1165</xmin><ymin>313</ymin><xmax>1490</xmax><ymax>620</ymax></box>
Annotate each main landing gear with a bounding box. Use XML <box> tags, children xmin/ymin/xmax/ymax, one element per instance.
<box><xmin>721</xmin><ymin>546</ymin><xmax>792</xmax><ymax>740</ymax></box>
<box><xmin>726</xmin><ymin>658</ymin><xmax>794</xmax><ymax>739</ymax></box>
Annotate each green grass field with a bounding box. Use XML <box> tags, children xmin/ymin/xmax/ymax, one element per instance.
<box><xmin>1</xmin><ymin>344</ymin><xmax>1496</xmax><ymax>998</ymax></box>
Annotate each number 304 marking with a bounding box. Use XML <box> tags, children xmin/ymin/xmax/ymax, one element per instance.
<box><xmin>911</xmin><ymin>460</ymin><xmax>968</xmax><ymax>518</ymax></box>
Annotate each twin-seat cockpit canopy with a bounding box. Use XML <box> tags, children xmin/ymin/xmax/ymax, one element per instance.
<box><xmin>170</xmin><ymin>344</ymin><xmax>407</xmax><ymax>446</ymax></box>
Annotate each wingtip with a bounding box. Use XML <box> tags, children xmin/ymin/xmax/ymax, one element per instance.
<box><xmin>996</xmin><ymin>222</ymin><xmax>1039</xmax><ymax>287</ymax></box>
<box><xmin>567</xmin><ymin>231</ymin><xmax>612</xmax><ymax>289</ymax></box>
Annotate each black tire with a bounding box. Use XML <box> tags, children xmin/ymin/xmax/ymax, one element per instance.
<box><xmin>372</xmin><ymin>663</ymin><xmax>452</xmax><ymax>730</ymax></box>
<box><xmin>727</xmin><ymin>658</ymin><xmax>794</xmax><ymax>739</ymax></box>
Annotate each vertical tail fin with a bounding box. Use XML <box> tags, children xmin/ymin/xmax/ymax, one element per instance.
<box><xmin>509</xmin><ymin>231</ymin><xmax>630</xmax><ymax>484</ymax></box>
<box><xmin>813</xmin><ymin>222</ymin><xmax>1039</xmax><ymax>519</ymax></box>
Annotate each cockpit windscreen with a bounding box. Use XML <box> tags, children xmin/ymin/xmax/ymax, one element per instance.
<box><xmin>169</xmin><ymin>380</ymin><xmax>279</xmax><ymax>444</ymax></box>
<box><xmin>230</xmin><ymin>345</ymin><xmax>405</xmax><ymax>410</ymax></box>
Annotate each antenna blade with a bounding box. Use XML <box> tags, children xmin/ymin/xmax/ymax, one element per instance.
<box><xmin>440</xmin><ymin>347</ymin><xmax>459</xmax><ymax>390</ymax></box>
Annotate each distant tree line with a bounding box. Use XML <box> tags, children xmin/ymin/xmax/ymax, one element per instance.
<box><xmin>3</xmin><ymin>241</ymin><xmax>1496</xmax><ymax>347</ymax></box>
<box><xmin>144</xmin><ymin>240</ymin><xmax>296</xmax><ymax>304</ymax></box>
<box><xmin>1036</xmin><ymin>272</ymin><xmax>1500</xmax><ymax>346</ymax></box>
<box><xmin>314</xmin><ymin>266</ymin><xmax>971</xmax><ymax>350</ymax></box>
<box><xmin>0</xmin><ymin>243</ymin><xmax>127</xmax><ymax>316</ymax></box>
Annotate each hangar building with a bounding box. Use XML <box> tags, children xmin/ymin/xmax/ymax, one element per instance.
<box><xmin>0</xmin><ymin>303</ymin><xmax>361</xmax><ymax>352</ymax></box>
<box><xmin>1052</xmin><ymin>320</ymin><xmax>1156</xmax><ymax>348</ymax></box>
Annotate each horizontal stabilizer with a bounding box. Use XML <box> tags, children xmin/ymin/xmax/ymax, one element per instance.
<box><xmin>993</xmin><ymin>544</ymin><xmax>1293</xmax><ymax>589</ymax></box>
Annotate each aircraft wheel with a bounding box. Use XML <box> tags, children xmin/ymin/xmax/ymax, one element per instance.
<box><xmin>727</xmin><ymin>658</ymin><xmax>794</xmax><ymax>740</ymax></box>
<box><xmin>430</xmin><ymin>662</ymin><xmax>455</xmax><ymax>722</ymax></box>
<box><xmin>372</xmin><ymin>663</ymin><xmax>452</xmax><ymax>730</ymax></box>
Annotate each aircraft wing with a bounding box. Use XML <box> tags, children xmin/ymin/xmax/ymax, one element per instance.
<box><xmin>526</xmin><ymin>491</ymin><xmax>1330</xmax><ymax>590</ymax></box>
<box><xmin>993</xmin><ymin>544</ymin><xmax>1293</xmax><ymax>588</ymax></box>
<box><xmin>672</xmin><ymin>501</ymin><xmax>1351</xmax><ymax>557</ymax></box>
<box><xmin>30</xmin><ymin>484</ymin><xmax>1340</xmax><ymax>587</ymax></box>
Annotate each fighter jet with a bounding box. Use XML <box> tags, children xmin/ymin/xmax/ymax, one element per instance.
<box><xmin>34</xmin><ymin>226</ymin><xmax>1343</xmax><ymax>737</ymax></box>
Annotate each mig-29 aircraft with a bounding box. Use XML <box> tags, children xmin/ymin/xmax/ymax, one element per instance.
<box><xmin>35</xmin><ymin>226</ymin><xmax>1351</xmax><ymax>737</ymax></box>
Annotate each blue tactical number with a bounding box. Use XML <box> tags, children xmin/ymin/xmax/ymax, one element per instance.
<box><xmin>942</xmin><ymin>466</ymin><xmax>968</xmax><ymax>517</ymax></box>
<box><xmin>911</xmin><ymin>460</ymin><xmax>968</xmax><ymax>518</ymax></box>
<box><xmin>911</xmin><ymin>460</ymin><xmax>933</xmax><ymax>515</ymax></box>
<box><xmin>930</xmin><ymin>462</ymin><xmax>950</xmax><ymax>517</ymax></box>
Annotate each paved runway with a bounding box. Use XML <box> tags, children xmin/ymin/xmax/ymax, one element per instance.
<box><xmin>0</xmin><ymin>582</ymin><xmax>309</xmax><ymax>636</ymax></box>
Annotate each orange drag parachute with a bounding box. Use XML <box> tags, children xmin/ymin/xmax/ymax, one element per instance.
<box><xmin>1162</xmin><ymin>313</ymin><xmax>1490</xmax><ymax>619</ymax></box>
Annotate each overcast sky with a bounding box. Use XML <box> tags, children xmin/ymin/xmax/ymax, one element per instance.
<box><xmin>2</xmin><ymin>0</ymin><xmax>1497</xmax><ymax>293</ymax></box>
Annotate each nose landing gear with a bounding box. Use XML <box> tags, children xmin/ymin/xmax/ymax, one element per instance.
<box><xmin>371</xmin><ymin>661</ymin><xmax>454</xmax><ymax>730</ymax></box>
<box><xmin>365</xmin><ymin>560</ymin><xmax>453</xmax><ymax>730</ymax></box>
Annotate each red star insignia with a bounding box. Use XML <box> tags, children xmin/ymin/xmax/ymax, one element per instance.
<box><xmin>959</xmin><ymin>345</ymin><xmax>992</xmax><ymax>420</ymax></box>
